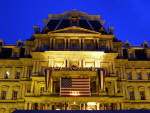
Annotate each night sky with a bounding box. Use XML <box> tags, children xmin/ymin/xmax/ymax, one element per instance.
<box><xmin>0</xmin><ymin>0</ymin><xmax>150</xmax><ymax>45</ymax></box>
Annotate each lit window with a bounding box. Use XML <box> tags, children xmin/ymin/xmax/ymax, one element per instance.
<box><xmin>140</xmin><ymin>91</ymin><xmax>145</xmax><ymax>100</ymax></box>
<box><xmin>5</xmin><ymin>72</ymin><xmax>9</xmax><ymax>79</ymax></box>
<box><xmin>12</xmin><ymin>91</ymin><xmax>18</xmax><ymax>100</ymax></box>
<box><xmin>127</xmin><ymin>72</ymin><xmax>132</xmax><ymax>80</ymax></box>
<box><xmin>1</xmin><ymin>91</ymin><xmax>6</xmax><ymax>100</ymax></box>
<box><xmin>129</xmin><ymin>91</ymin><xmax>135</xmax><ymax>100</ymax></box>
<box><xmin>137</xmin><ymin>72</ymin><xmax>142</xmax><ymax>80</ymax></box>
<box><xmin>15</xmin><ymin>72</ymin><xmax>20</xmax><ymax>79</ymax></box>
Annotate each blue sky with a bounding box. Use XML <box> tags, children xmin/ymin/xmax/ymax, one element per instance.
<box><xmin>0</xmin><ymin>0</ymin><xmax>150</xmax><ymax>45</ymax></box>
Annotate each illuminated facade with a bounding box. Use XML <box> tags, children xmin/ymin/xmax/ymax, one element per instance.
<box><xmin>0</xmin><ymin>9</ymin><xmax>150</xmax><ymax>113</ymax></box>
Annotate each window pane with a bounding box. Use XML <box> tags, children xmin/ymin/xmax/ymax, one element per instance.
<box><xmin>129</xmin><ymin>91</ymin><xmax>134</xmax><ymax>100</ymax></box>
<box><xmin>140</xmin><ymin>91</ymin><xmax>145</xmax><ymax>100</ymax></box>
<box><xmin>15</xmin><ymin>72</ymin><xmax>20</xmax><ymax>79</ymax></box>
<box><xmin>137</xmin><ymin>72</ymin><xmax>142</xmax><ymax>80</ymax></box>
<box><xmin>127</xmin><ymin>72</ymin><xmax>132</xmax><ymax>80</ymax></box>
<box><xmin>12</xmin><ymin>91</ymin><xmax>18</xmax><ymax>100</ymax></box>
<box><xmin>1</xmin><ymin>91</ymin><xmax>6</xmax><ymax>100</ymax></box>
<box><xmin>5</xmin><ymin>72</ymin><xmax>9</xmax><ymax>79</ymax></box>
<box><xmin>148</xmin><ymin>73</ymin><xmax>150</xmax><ymax>80</ymax></box>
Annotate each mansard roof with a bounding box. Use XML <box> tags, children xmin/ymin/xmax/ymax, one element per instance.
<box><xmin>39</xmin><ymin>9</ymin><xmax>108</xmax><ymax>34</ymax></box>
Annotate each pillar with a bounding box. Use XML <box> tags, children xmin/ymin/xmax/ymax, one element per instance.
<box><xmin>117</xmin><ymin>103</ymin><xmax>121</xmax><ymax>110</ymax></box>
<box><xmin>64</xmin><ymin>38</ymin><xmax>67</xmax><ymax>49</ymax></box>
<box><xmin>145</xmin><ymin>86</ymin><xmax>150</xmax><ymax>100</ymax></box>
<box><xmin>29</xmin><ymin>103</ymin><xmax>32</xmax><ymax>110</ymax></box>
<box><xmin>68</xmin><ymin>39</ymin><xmax>70</xmax><ymax>48</ymax></box>
<box><xmin>53</xmin><ymin>39</ymin><xmax>55</xmax><ymax>49</ymax></box>
<box><xmin>79</xmin><ymin>39</ymin><xmax>81</xmax><ymax>49</ymax></box>
<box><xmin>50</xmin><ymin>38</ymin><xmax>52</xmax><ymax>49</ymax></box>
<box><xmin>134</xmin><ymin>87</ymin><xmax>140</xmax><ymax>100</ymax></box>
<box><xmin>24</xmin><ymin>102</ymin><xmax>28</xmax><ymax>110</ymax></box>
<box><xmin>23</xmin><ymin>66</ymin><xmax>28</xmax><ymax>78</ymax></box>
<box><xmin>97</xmin><ymin>38</ymin><xmax>99</xmax><ymax>49</ymax></box>
<box><xmin>97</xmin><ymin>103</ymin><xmax>100</xmax><ymax>110</ymax></box>
<box><xmin>82</xmin><ymin>39</ymin><xmax>85</xmax><ymax>49</ymax></box>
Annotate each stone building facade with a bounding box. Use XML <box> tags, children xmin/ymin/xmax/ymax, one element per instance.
<box><xmin>0</xmin><ymin>10</ymin><xmax>150</xmax><ymax>113</ymax></box>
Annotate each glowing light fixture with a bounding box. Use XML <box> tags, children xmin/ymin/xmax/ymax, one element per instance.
<box><xmin>73</xmin><ymin>101</ymin><xmax>76</xmax><ymax>104</ymax></box>
<box><xmin>56</xmin><ymin>109</ymin><xmax>60</xmax><ymax>110</ymax></box>
<box><xmin>87</xmin><ymin>102</ymin><xmax>96</xmax><ymax>105</ymax></box>
<box><xmin>70</xmin><ymin>91</ymin><xmax>80</xmax><ymax>96</ymax></box>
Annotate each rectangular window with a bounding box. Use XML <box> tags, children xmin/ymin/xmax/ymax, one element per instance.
<box><xmin>140</xmin><ymin>91</ymin><xmax>145</xmax><ymax>100</ymax></box>
<box><xmin>58</xmin><ymin>44</ymin><xmax>63</xmax><ymax>49</ymax></box>
<box><xmin>86</xmin><ymin>44</ymin><xmax>91</xmax><ymax>49</ymax></box>
<box><xmin>14</xmin><ymin>52</ymin><xmax>18</xmax><ymax>57</ymax></box>
<box><xmin>127</xmin><ymin>72</ymin><xmax>132</xmax><ymax>80</ymax></box>
<box><xmin>148</xmin><ymin>73</ymin><xmax>150</xmax><ymax>80</ymax></box>
<box><xmin>12</xmin><ymin>91</ymin><xmax>18</xmax><ymax>100</ymax></box>
<box><xmin>1</xmin><ymin>91</ymin><xmax>6</xmax><ymax>100</ymax></box>
<box><xmin>43</xmin><ymin>45</ymin><xmax>49</xmax><ymax>51</ymax></box>
<box><xmin>15</xmin><ymin>72</ymin><xmax>20</xmax><ymax>79</ymax></box>
<box><xmin>129</xmin><ymin>53</ymin><xmax>133</xmax><ymax>59</ymax></box>
<box><xmin>5</xmin><ymin>72</ymin><xmax>9</xmax><ymax>79</ymax></box>
<box><xmin>40</xmin><ymin>87</ymin><xmax>44</xmax><ymax>93</ymax></box>
<box><xmin>100</xmin><ymin>46</ymin><xmax>105</xmax><ymax>51</ymax></box>
<box><xmin>72</xmin><ymin>44</ymin><xmax>77</xmax><ymax>49</ymax></box>
<box><xmin>137</xmin><ymin>72</ymin><xmax>142</xmax><ymax>80</ymax></box>
<box><xmin>129</xmin><ymin>91</ymin><xmax>135</xmax><ymax>100</ymax></box>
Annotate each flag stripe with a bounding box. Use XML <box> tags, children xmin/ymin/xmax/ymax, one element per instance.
<box><xmin>60</xmin><ymin>78</ymin><xmax>90</xmax><ymax>97</ymax></box>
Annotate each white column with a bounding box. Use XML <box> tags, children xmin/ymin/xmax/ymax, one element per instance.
<box><xmin>24</xmin><ymin>102</ymin><xmax>28</xmax><ymax>110</ymax></box>
<box><xmin>68</xmin><ymin>39</ymin><xmax>70</xmax><ymax>48</ymax></box>
<box><xmin>29</xmin><ymin>103</ymin><xmax>32</xmax><ymax>110</ymax></box>
<box><xmin>53</xmin><ymin>39</ymin><xmax>55</xmax><ymax>49</ymax></box>
<box><xmin>97</xmin><ymin>103</ymin><xmax>100</xmax><ymax>110</ymax></box>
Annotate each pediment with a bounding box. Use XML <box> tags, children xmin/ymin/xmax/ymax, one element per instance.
<box><xmin>49</xmin><ymin>26</ymin><xmax>100</xmax><ymax>34</ymax></box>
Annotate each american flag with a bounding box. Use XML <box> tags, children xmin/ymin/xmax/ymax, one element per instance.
<box><xmin>60</xmin><ymin>78</ymin><xmax>90</xmax><ymax>97</ymax></box>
